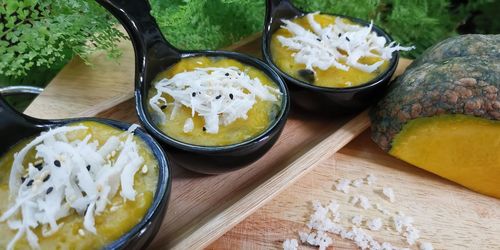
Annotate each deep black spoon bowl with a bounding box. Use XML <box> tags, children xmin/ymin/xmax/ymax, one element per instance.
<box><xmin>0</xmin><ymin>95</ymin><xmax>171</xmax><ymax>250</ymax></box>
<box><xmin>96</xmin><ymin>0</ymin><xmax>290</xmax><ymax>174</ymax></box>
<box><xmin>262</xmin><ymin>0</ymin><xmax>399</xmax><ymax>115</ymax></box>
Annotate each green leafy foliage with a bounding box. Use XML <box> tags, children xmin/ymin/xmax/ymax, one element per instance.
<box><xmin>0</xmin><ymin>0</ymin><xmax>126</xmax><ymax>79</ymax></box>
<box><xmin>150</xmin><ymin>0</ymin><xmax>264</xmax><ymax>50</ymax></box>
<box><xmin>1</xmin><ymin>0</ymin><xmax>497</xmax><ymax>90</ymax></box>
<box><xmin>150</xmin><ymin>0</ymin><xmax>498</xmax><ymax>58</ymax></box>
<box><xmin>457</xmin><ymin>0</ymin><xmax>500</xmax><ymax>34</ymax></box>
<box><xmin>294</xmin><ymin>0</ymin><xmax>381</xmax><ymax>19</ymax></box>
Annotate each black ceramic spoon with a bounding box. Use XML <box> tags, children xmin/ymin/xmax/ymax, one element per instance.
<box><xmin>0</xmin><ymin>95</ymin><xmax>170</xmax><ymax>249</ymax></box>
<box><xmin>97</xmin><ymin>0</ymin><xmax>290</xmax><ymax>174</ymax></box>
<box><xmin>262</xmin><ymin>0</ymin><xmax>399</xmax><ymax>115</ymax></box>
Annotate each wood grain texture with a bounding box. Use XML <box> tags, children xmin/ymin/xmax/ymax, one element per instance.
<box><xmin>94</xmin><ymin>100</ymin><xmax>358</xmax><ymax>250</ymax></box>
<box><xmin>209</xmin><ymin>131</ymin><xmax>500</xmax><ymax>250</ymax></box>
<box><xmin>62</xmin><ymin>50</ymin><xmax>366</xmax><ymax>248</ymax></box>
<box><xmin>20</xmin><ymin>29</ymin><xmax>496</xmax><ymax>250</ymax></box>
<box><xmin>23</xmin><ymin>30</ymin><xmax>262</xmax><ymax>120</ymax></box>
<box><xmin>22</xmin><ymin>33</ymin><xmax>361</xmax><ymax>249</ymax></box>
<box><xmin>39</xmin><ymin>61</ymin><xmax>406</xmax><ymax>250</ymax></box>
<box><xmin>166</xmin><ymin>112</ymin><xmax>370</xmax><ymax>250</ymax></box>
<box><xmin>24</xmin><ymin>30</ymin><xmax>135</xmax><ymax>119</ymax></box>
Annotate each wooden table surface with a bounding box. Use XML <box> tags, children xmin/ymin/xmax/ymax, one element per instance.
<box><xmin>23</xmin><ymin>35</ymin><xmax>500</xmax><ymax>250</ymax></box>
<box><xmin>208</xmin><ymin>131</ymin><xmax>500</xmax><ymax>250</ymax></box>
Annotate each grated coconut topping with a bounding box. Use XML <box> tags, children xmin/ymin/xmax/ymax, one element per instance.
<box><xmin>150</xmin><ymin>66</ymin><xmax>281</xmax><ymax>134</ymax></box>
<box><xmin>1</xmin><ymin>125</ymin><xmax>144</xmax><ymax>250</ymax></box>
<box><xmin>277</xmin><ymin>12</ymin><xmax>414</xmax><ymax>73</ymax></box>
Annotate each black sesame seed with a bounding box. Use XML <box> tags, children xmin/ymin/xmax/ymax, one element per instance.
<box><xmin>54</xmin><ymin>160</ymin><xmax>61</xmax><ymax>167</ymax></box>
<box><xmin>46</xmin><ymin>187</ymin><xmax>54</xmax><ymax>194</ymax></box>
<box><xmin>34</xmin><ymin>163</ymin><xmax>43</xmax><ymax>171</ymax></box>
<box><xmin>298</xmin><ymin>69</ymin><xmax>316</xmax><ymax>83</ymax></box>
<box><xmin>27</xmin><ymin>179</ymin><xmax>34</xmax><ymax>186</ymax></box>
<box><xmin>229</xmin><ymin>93</ymin><xmax>234</xmax><ymax>100</ymax></box>
<box><xmin>215</xmin><ymin>95</ymin><xmax>222</xmax><ymax>100</ymax></box>
<box><xmin>316</xmin><ymin>38</ymin><xmax>321</xmax><ymax>42</ymax></box>
<box><xmin>21</xmin><ymin>176</ymin><xmax>26</xmax><ymax>183</ymax></box>
<box><xmin>82</xmin><ymin>191</ymin><xmax>87</xmax><ymax>197</ymax></box>
<box><xmin>160</xmin><ymin>104</ymin><xmax>167</xmax><ymax>110</ymax></box>
<box><xmin>43</xmin><ymin>175</ymin><xmax>50</xmax><ymax>182</ymax></box>
<box><xmin>202</xmin><ymin>127</ymin><xmax>206</xmax><ymax>132</ymax></box>
<box><xmin>338</xmin><ymin>33</ymin><xmax>342</xmax><ymax>37</ymax></box>
<box><xmin>86</xmin><ymin>165</ymin><xmax>91</xmax><ymax>171</ymax></box>
<box><xmin>346</xmin><ymin>37</ymin><xmax>350</xmax><ymax>42</ymax></box>
<box><xmin>192</xmin><ymin>92</ymin><xmax>196</xmax><ymax>97</ymax></box>
<box><xmin>225</xmin><ymin>73</ymin><xmax>229</xmax><ymax>76</ymax></box>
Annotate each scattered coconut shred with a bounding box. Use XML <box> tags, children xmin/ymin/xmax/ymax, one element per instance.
<box><xmin>149</xmin><ymin>66</ymin><xmax>281</xmax><ymax>134</ymax></box>
<box><xmin>283</xmin><ymin>239</ymin><xmax>299</xmax><ymax>250</ymax></box>
<box><xmin>277</xmin><ymin>12</ymin><xmax>414</xmax><ymax>74</ymax></box>
<box><xmin>335</xmin><ymin>178</ymin><xmax>351</xmax><ymax>194</ymax></box>
<box><xmin>382</xmin><ymin>187</ymin><xmax>396</xmax><ymax>203</ymax></box>
<box><xmin>0</xmin><ymin>125</ymin><xmax>145</xmax><ymax>250</ymax></box>
<box><xmin>282</xmin><ymin>174</ymin><xmax>433</xmax><ymax>250</ymax></box>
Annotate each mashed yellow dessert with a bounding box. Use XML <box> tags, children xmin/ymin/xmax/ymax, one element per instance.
<box><xmin>149</xmin><ymin>56</ymin><xmax>282</xmax><ymax>146</ymax></box>
<box><xmin>270</xmin><ymin>13</ymin><xmax>412</xmax><ymax>88</ymax></box>
<box><xmin>0</xmin><ymin>122</ymin><xmax>158</xmax><ymax>250</ymax></box>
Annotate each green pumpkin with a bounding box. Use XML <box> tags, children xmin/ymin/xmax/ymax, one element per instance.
<box><xmin>410</xmin><ymin>34</ymin><xmax>500</xmax><ymax>68</ymax></box>
<box><xmin>370</xmin><ymin>35</ymin><xmax>500</xmax><ymax>198</ymax></box>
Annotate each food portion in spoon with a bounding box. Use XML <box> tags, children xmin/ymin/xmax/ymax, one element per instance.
<box><xmin>270</xmin><ymin>12</ymin><xmax>414</xmax><ymax>88</ymax></box>
<box><xmin>0</xmin><ymin>121</ymin><xmax>158</xmax><ymax>250</ymax></box>
<box><xmin>148</xmin><ymin>56</ymin><xmax>283</xmax><ymax>147</ymax></box>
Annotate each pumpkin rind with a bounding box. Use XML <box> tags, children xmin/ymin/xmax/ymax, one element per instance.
<box><xmin>370</xmin><ymin>34</ymin><xmax>500</xmax><ymax>198</ymax></box>
<box><xmin>370</xmin><ymin>55</ymin><xmax>500</xmax><ymax>151</ymax></box>
<box><xmin>409</xmin><ymin>34</ymin><xmax>500</xmax><ymax>69</ymax></box>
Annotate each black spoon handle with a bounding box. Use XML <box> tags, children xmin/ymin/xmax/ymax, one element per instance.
<box><xmin>266</xmin><ymin>0</ymin><xmax>292</xmax><ymax>19</ymax></box>
<box><xmin>264</xmin><ymin>0</ymin><xmax>302</xmax><ymax>32</ymax></box>
<box><xmin>0</xmin><ymin>96</ymin><xmax>45</xmax><ymax>152</ymax></box>
<box><xmin>96</xmin><ymin>0</ymin><xmax>179</xmax><ymax>79</ymax></box>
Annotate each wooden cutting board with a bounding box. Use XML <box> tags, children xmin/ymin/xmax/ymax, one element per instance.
<box><xmin>23</xmin><ymin>33</ymin><xmax>500</xmax><ymax>249</ymax></box>
<box><xmin>209</xmin><ymin>130</ymin><xmax>500</xmax><ymax>249</ymax></box>
<box><xmin>22</xmin><ymin>34</ymin><xmax>371</xmax><ymax>249</ymax></box>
